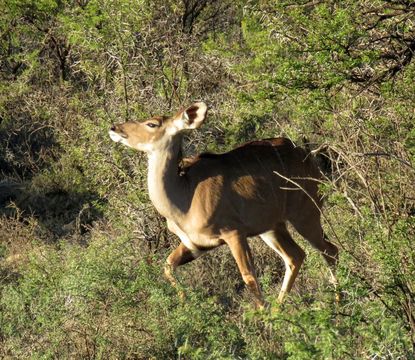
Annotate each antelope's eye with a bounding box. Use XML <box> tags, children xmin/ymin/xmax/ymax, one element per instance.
<box><xmin>146</xmin><ymin>122</ymin><xmax>158</xmax><ymax>128</ymax></box>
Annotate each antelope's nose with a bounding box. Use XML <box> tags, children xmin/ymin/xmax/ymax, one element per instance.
<box><xmin>110</xmin><ymin>124</ymin><xmax>116</xmax><ymax>131</ymax></box>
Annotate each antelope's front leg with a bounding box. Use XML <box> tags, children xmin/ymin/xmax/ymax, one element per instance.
<box><xmin>224</xmin><ymin>231</ymin><xmax>265</xmax><ymax>309</ymax></box>
<box><xmin>164</xmin><ymin>243</ymin><xmax>198</xmax><ymax>298</ymax></box>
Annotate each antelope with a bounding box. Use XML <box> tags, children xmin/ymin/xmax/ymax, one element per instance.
<box><xmin>109</xmin><ymin>102</ymin><xmax>338</xmax><ymax>308</ymax></box>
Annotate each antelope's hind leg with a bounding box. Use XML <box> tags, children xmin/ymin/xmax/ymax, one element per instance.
<box><xmin>260</xmin><ymin>223</ymin><xmax>306</xmax><ymax>303</ymax></box>
<box><xmin>289</xmin><ymin>208</ymin><xmax>339</xmax><ymax>299</ymax></box>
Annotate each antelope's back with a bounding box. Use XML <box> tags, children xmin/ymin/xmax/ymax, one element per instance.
<box><xmin>225</xmin><ymin>137</ymin><xmax>321</xmax><ymax>202</ymax></box>
<box><xmin>191</xmin><ymin>137</ymin><xmax>320</xmax><ymax>184</ymax></box>
<box><xmin>185</xmin><ymin>138</ymin><xmax>322</xmax><ymax>234</ymax></box>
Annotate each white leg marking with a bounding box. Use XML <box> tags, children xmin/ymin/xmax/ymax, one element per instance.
<box><xmin>260</xmin><ymin>231</ymin><xmax>302</xmax><ymax>302</ymax></box>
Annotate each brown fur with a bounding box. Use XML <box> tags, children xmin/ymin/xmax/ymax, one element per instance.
<box><xmin>109</xmin><ymin>102</ymin><xmax>339</xmax><ymax>308</ymax></box>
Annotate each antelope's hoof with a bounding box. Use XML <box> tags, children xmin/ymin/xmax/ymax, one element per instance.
<box><xmin>178</xmin><ymin>290</ymin><xmax>187</xmax><ymax>302</ymax></box>
<box><xmin>255</xmin><ymin>300</ymin><xmax>269</xmax><ymax>312</ymax></box>
<box><xmin>335</xmin><ymin>291</ymin><xmax>343</xmax><ymax>305</ymax></box>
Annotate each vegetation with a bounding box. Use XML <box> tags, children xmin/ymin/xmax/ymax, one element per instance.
<box><xmin>1</xmin><ymin>0</ymin><xmax>414</xmax><ymax>358</ymax></box>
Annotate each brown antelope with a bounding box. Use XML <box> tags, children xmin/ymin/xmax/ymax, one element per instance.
<box><xmin>109</xmin><ymin>102</ymin><xmax>338</xmax><ymax>308</ymax></box>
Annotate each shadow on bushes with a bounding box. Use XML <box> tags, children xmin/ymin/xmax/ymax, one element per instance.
<box><xmin>0</xmin><ymin>115</ymin><xmax>59</xmax><ymax>179</ymax></box>
<box><xmin>0</xmin><ymin>183</ymin><xmax>106</xmax><ymax>239</ymax></box>
<box><xmin>0</xmin><ymin>116</ymin><xmax>106</xmax><ymax>240</ymax></box>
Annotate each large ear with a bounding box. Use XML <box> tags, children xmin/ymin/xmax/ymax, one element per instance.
<box><xmin>174</xmin><ymin>102</ymin><xmax>207</xmax><ymax>131</ymax></box>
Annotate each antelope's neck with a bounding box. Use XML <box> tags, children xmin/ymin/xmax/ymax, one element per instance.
<box><xmin>147</xmin><ymin>137</ymin><xmax>190</xmax><ymax>221</ymax></box>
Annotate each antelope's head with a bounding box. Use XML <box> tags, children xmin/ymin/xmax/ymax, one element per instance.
<box><xmin>109</xmin><ymin>102</ymin><xmax>208</xmax><ymax>153</ymax></box>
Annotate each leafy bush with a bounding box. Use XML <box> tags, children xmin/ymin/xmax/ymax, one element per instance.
<box><xmin>1</xmin><ymin>0</ymin><xmax>414</xmax><ymax>358</ymax></box>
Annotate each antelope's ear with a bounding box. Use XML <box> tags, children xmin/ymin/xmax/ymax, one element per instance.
<box><xmin>174</xmin><ymin>102</ymin><xmax>207</xmax><ymax>130</ymax></box>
